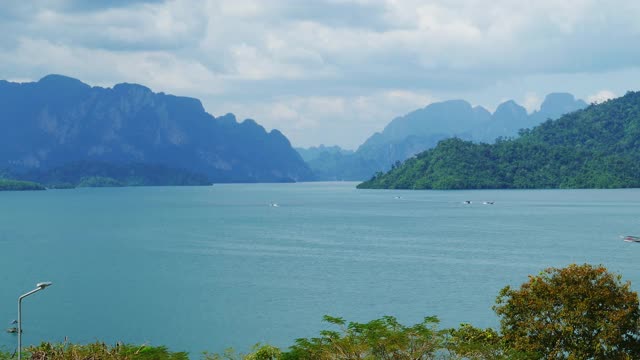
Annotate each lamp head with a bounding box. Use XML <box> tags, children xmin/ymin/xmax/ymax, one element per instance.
<box><xmin>36</xmin><ymin>282</ymin><xmax>52</xmax><ymax>289</ymax></box>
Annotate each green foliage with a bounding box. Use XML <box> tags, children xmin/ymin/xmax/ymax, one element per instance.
<box><xmin>358</xmin><ymin>91</ymin><xmax>640</xmax><ymax>189</ymax></box>
<box><xmin>77</xmin><ymin>176</ymin><xmax>124</xmax><ymax>188</ymax></box>
<box><xmin>202</xmin><ymin>344</ymin><xmax>280</xmax><ymax>360</ymax></box>
<box><xmin>0</xmin><ymin>178</ymin><xmax>46</xmax><ymax>191</ymax></box>
<box><xmin>284</xmin><ymin>315</ymin><xmax>444</xmax><ymax>359</ymax></box>
<box><xmin>245</xmin><ymin>345</ymin><xmax>281</xmax><ymax>360</ymax></box>
<box><xmin>26</xmin><ymin>342</ymin><xmax>188</xmax><ymax>360</ymax></box>
<box><xmin>202</xmin><ymin>348</ymin><xmax>242</xmax><ymax>360</ymax></box>
<box><xmin>23</xmin><ymin>161</ymin><xmax>212</xmax><ymax>187</ymax></box>
<box><xmin>47</xmin><ymin>183</ymin><xmax>76</xmax><ymax>189</ymax></box>
<box><xmin>444</xmin><ymin>324</ymin><xmax>533</xmax><ymax>360</ymax></box>
<box><xmin>494</xmin><ymin>264</ymin><xmax>640</xmax><ymax>359</ymax></box>
<box><xmin>0</xmin><ymin>348</ymin><xmax>12</xmax><ymax>360</ymax></box>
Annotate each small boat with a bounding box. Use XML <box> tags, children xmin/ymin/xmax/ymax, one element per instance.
<box><xmin>463</xmin><ymin>200</ymin><xmax>472</xmax><ymax>205</ymax></box>
<box><xmin>394</xmin><ymin>196</ymin><xmax>402</xmax><ymax>200</ymax></box>
<box><xmin>6</xmin><ymin>327</ymin><xmax>21</xmax><ymax>333</ymax></box>
<box><xmin>622</xmin><ymin>235</ymin><xmax>640</xmax><ymax>243</ymax></box>
<box><xmin>483</xmin><ymin>201</ymin><xmax>494</xmax><ymax>205</ymax></box>
<box><xmin>269</xmin><ymin>203</ymin><xmax>279</xmax><ymax>207</ymax></box>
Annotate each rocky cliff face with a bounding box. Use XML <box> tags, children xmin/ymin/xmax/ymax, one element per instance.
<box><xmin>0</xmin><ymin>75</ymin><xmax>313</xmax><ymax>183</ymax></box>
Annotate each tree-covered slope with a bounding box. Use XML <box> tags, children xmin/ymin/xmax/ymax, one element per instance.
<box><xmin>304</xmin><ymin>93</ymin><xmax>586</xmax><ymax>181</ymax></box>
<box><xmin>358</xmin><ymin>91</ymin><xmax>640</xmax><ymax>189</ymax></box>
<box><xmin>20</xmin><ymin>161</ymin><xmax>211</xmax><ymax>187</ymax></box>
<box><xmin>0</xmin><ymin>178</ymin><xmax>46</xmax><ymax>191</ymax></box>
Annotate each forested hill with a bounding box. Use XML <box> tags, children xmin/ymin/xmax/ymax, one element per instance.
<box><xmin>0</xmin><ymin>75</ymin><xmax>313</xmax><ymax>183</ymax></box>
<box><xmin>358</xmin><ymin>91</ymin><xmax>640</xmax><ymax>190</ymax></box>
<box><xmin>299</xmin><ymin>93</ymin><xmax>585</xmax><ymax>181</ymax></box>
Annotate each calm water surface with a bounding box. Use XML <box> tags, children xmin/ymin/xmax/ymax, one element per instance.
<box><xmin>1</xmin><ymin>182</ymin><xmax>639</xmax><ymax>354</ymax></box>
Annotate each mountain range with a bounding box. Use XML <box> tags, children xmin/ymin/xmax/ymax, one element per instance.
<box><xmin>295</xmin><ymin>145</ymin><xmax>354</xmax><ymax>162</ymax></box>
<box><xmin>0</xmin><ymin>75</ymin><xmax>313</xmax><ymax>184</ymax></box>
<box><xmin>0</xmin><ymin>74</ymin><xmax>594</xmax><ymax>187</ymax></box>
<box><xmin>358</xmin><ymin>91</ymin><xmax>640</xmax><ymax>189</ymax></box>
<box><xmin>299</xmin><ymin>93</ymin><xmax>588</xmax><ymax>181</ymax></box>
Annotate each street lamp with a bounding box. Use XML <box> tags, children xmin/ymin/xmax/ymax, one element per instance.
<box><xmin>18</xmin><ymin>282</ymin><xmax>53</xmax><ymax>360</ymax></box>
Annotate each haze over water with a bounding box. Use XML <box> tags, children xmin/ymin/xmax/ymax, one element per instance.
<box><xmin>1</xmin><ymin>183</ymin><xmax>639</xmax><ymax>354</ymax></box>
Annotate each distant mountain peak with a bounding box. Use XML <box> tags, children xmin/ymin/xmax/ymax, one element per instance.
<box><xmin>494</xmin><ymin>100</ymin><xmax>527</xmax><ymax>116</ymax></box>
<box><xmin>531</xmin><ymin>92</ymin><xmax>588</xmax><ymax>123</ymax></box>
<box><xmin>241</xmin><ymin>118</ymin><xmax>260</xmax><ymax>127</ymax></box>
<box><xmin>425</xmin><ymin>99</ymin><xmax>473</xmax><ymax>111</ymax></box>
<box><xmin>0</xmin><ymin>74</ymin><xmax>313</xmax><ymax>183</ymax></box>
<box><xmin>473</xmin><ymin>105</ymin><xmax>491</xmax><ymax>120</ymax></box>
<box><xmin>358</xmin><ymin>90</ymin><xmax>640</xmax><ymax>190</ymax></box>
<box><xmin>222</xmin><ymin>113</ymin><xmax>237</xmax><ymax>120</ymax></box>
<box><xmin>216</xmin><ymin>113</ymin><xmax>238</xmax><ymax>126</ymax></box>
<box><xmin>539</xmin><ymin>92</ymin><xmax>587</xmax><ymax>113</ymax></box>
<box><xmin>37</xmin><ymin>74</ymin><xmax>90</xmax><ymax>90</ymax></box>
<box><xmin>113</xmin><ymin>82</ymin><xmax>153</xmax><ymax>94</ymax></box>
<box><xmin>495</xmin><ymin>99</ymin><xmax>521</xmax><ymax>108</ymax></box>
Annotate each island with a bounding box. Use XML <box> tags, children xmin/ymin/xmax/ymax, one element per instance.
<box><xmin>358</xmin><ymin>91</ymin><xmax>640</xmax><ymax>190</ymax></box>
<box><xmin>0</xmin><ymin>178</ymin><xmax>46</xmax><ymax>191</ymax></box>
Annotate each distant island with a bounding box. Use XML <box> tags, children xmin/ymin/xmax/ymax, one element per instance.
<box><xmin>0</xmin><ymin>178</ymin><xmax>46</xmax><ymax>191</ymax></box>
<box><xmin>20</xmin><ymin>161</ymin><xmax>212</xmax><ymax>188</ymax></box>
<box><xmin>358</xmin><ymin>91</ymin><xmax>640</xmax><ymax>190</ymax></box>
<box><xmin>1</xmin><ymin>161</ymin><xmax>214</xmax><ymax>190</ymax></box>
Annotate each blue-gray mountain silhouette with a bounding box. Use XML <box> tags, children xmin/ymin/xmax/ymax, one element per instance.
<box><xmin>0</xmin><ymin>75</ymin><xmax>313</xmax><ymax>183</ymax></box>
<box><xmin>299</xmin><ymin>93</ymin><xmax>587</xmax><ymax>180</ymax></box>
<box><xmin>295</xmin><ymin>145</ymin><xmax>354</xmax><ymax>162</ymax></box>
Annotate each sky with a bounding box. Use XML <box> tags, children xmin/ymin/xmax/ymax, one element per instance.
<box><xmin>2</xmin><ymin>0</ymin><xmax>640</xmax><ymax>149</ymax></box>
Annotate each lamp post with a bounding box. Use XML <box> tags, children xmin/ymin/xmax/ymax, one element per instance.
<box><xmin>18</xmin><ymin>282</ymin><xmax>53</xmax><ymax>360</ymax></box>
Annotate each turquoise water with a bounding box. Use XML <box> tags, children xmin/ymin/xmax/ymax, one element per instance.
<box><xmin>1</xmin><ymin>182</ymin><xmax>639</xmax><ymax>355</ymax></box>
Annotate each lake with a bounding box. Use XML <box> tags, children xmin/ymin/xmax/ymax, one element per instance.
<box><xmin>1</xmin><ymin>182</ymin><xmax>639</xmax><ymax>355</ymax></box>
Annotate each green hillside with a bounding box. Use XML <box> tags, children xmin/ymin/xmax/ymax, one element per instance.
<box><xmin>0</xmin><ymin>178</ymin><xmax>46</xmax><ymax>191</ymax></box>
<box><xmin>358</xmin><ymin>91</ymin><xmax>640</xmax><ymax>189</ymax></box>
<box><xmin>22</xmin><ymin>161</ymin><xmax>212</xmax><ymax>188</ymax></box>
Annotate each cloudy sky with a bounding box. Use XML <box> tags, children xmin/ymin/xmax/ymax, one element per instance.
<box><xmin>2</xmin><ymin>0</ymin><xmax>640</xmax><ymax>149</ymax></box>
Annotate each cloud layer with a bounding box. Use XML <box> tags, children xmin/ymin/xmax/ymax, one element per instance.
<box><xmin>2</xmin><ymin>0</ymin><xmax>640</xmax><ymax>148</ymax></box>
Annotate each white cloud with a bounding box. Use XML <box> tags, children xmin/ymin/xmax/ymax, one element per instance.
<box><xmin>587</xmin><ymin>90</ymin><xmax>616</xmax><ymax>104</ymax></box>
<box><xmin>522</xmin><ymin>93</ymin><xmax>542</xmax><ymax>113</ymax></box>
<box><xmin>211</xmin><ymin>89</ymin><xmax>435</xmax><ymax>148</ymax></box>
<box><xmin>29</xmin><ymin>1</ymin><xmax>208</xmax><ymax>50</ymax></box>
<box><xmin>0</xmin><ymin>37</ymin><xmax>224</xmax><ymax>96</ymax></box>
<box><xmin>2</xmin><ymin>0</ymin><xmax>640</xmax><ymax>147</ymax></box>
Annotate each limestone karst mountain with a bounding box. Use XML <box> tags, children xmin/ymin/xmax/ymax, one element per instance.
<box><xmin>0</xmin><ymin>75</ymin><xmax>313</xmax><ymax>184</ymax></box>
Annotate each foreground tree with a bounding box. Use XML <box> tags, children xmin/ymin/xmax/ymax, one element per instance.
<box><xmin>283</xmin><ymin>315</ymin><xmax>444</xmax><ymax>359</ymax></box>
<box><xmin>494</xmin><ymin>264</ymin><xmax>640</xmax><ymax>359</ymax></box>
<box><xmin>444</xmin><ymin>323</ymin><xmax>534</xmax><ymax>360</ymax></box>
<box><xmin>204</xmin><ymin>344</ymin><xmax>281</xmax><ymax>360</ymax></box>
<box><xmin>27</xmin><ymin>342</ymin><xmax>188</xmax><ymax>360</ymax></box>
